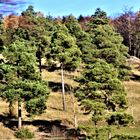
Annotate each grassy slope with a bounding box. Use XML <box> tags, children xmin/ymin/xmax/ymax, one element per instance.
<box><xmin>41</xmin><ymin>69</ymin><xmax>140</xmax><ymax>138</ymax></box>
<box><xmin>40</xmin><ymin>70</ymin><xmax>91</xmax><ymax>126</ymax></box>
<box><xmin>125</xmin><ymin>80</ymin><xmax>140</xmax><ymax>123</ymax></box>
<box><xmin>0</xmin><ymin>68</ymin><xmax>140</xmax><ymax>139</ymax></box>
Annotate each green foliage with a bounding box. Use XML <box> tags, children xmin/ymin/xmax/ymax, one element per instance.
<box><xmin>112</xmin><ymin>134</ymin><xmax>140</xmax><ymax>140</ymax></box>
<box><xmin>76</xmin><ymin>59</ymin><xmax>129</xmax><ymax>126</ymax></box>
<box><xmin>46</xmin><ymin>24</ymin><xmax>81</xmax><ymax>71</ymax></box>
<box><xmin>86</xmin><ymin>12</ymin><xmax>130</xmax><ymax>80</ymax></box>
<box><xmin>64</xmin><ymin>15</ymin><xmax>82</xmax><ymax>36</ymax></box>
<box><xmin>22</xmin><ymin>5</ymin><xmax>36</xmax><ymax>17</ymax></box>
<box><xmin>90</xmin><ymin>25</ymin><xmax>128</xmax><ymax>62</ymax></box>
<box><xmin>3</xmin><ymin>40</ymin><xmax>40</xmax><ymax>80</ymax></box>
<box><xmin>64</xmin><ymin>15</ymin><xmax>93</xmax><ymax>63</ymax></box>
<box><xmin>0</xmin><ymin>23</ymin><xmax>4</xmax><ymax>53</ymax></box>
<box><xmin>1</xmin><ymin>79</ymin><xmax>49</xmax><ymax>115</ymax></box>
<box><xmin>107</xmin><ymin>112</ymin><xmax>133</xmax><ymax>126</ymax></box>
<box><xmin>15</xmin><ymin>127</ymin><xmax>34</xmax><ymax>139</ymax></box>
<box><xmin>0</xmin><ymin>64</ymin><xmax>16</xmax><ymax>81</ymax></box>
<box><xmin>92</xmin><ymin>8</ymin><xmax>107</xmax><ymax>19</ymax></box>
<box><xmin>26</xmin><ymin>96</ymin><xmax>47</xmax><ymax>115</ymax></box>
<box><xmin>0</xmin><ymin>38</ymin><xmax>49</xmax><ymax>116</ymax></box>
<box><xmin>78</xmin><ymin>125</ymin><xmax>110</xmax><ymax>140</ymax></box>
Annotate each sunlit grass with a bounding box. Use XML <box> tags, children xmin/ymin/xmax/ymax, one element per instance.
<box><xmin>1</xmin><ymin>69</ymin><xmax>140</xmax><ymax>138</ymax></box>
<box><xmin>124</xmin><ymin>81</ymin><xmax>140</xmax><ymax>122</ymax></box>
<box><xmin>42</xmin><ymin>69</ymin><xmax>79</xmax><ymax>87</ymax></box>
<box><xmin>35</xmin><ymin>92</ymin><xmax>91</xmax><ymax>127</ymax></box>
<box><xmin>0</xmin><ymin>123</ymin><xmax>16</xmax><ymax>139</ymax></box>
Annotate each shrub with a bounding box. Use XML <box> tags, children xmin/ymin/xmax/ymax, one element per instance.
<box><xmin>15</xmin><ymin>127</ymin><xmax>34</xmax><ymax>139</ymax></box>
<box><xmin>112</xmin><ymin>134</ymin><xmax>140</xmax><ymax>140</ymax></box>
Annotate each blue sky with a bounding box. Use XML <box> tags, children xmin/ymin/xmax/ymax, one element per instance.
<box><xmin>23</xmin><ymin>0</ymin><xmax>140</xmax><ymax>17</ymax></box>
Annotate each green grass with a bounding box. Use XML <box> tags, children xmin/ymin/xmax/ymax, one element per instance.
<box><xmin>79</xmin><ymin>124</ymin><xmax>140</xmax><ymax>139</ymax></box>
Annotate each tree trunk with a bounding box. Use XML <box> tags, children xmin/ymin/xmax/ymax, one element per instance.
<box><xmin>128</xmin><ymin>16</ymin><xmax>132</xmax><ymax>55</ymax></box>
<box><xmin>39</xmin><ymin>46</ymin><xmax>42</xmax><ymax>77</ymax></box>
<box><xmin>16</xmin><ymin>58</ymin><xmax>22</xmax><ymax>129</ymax></box>
<box><xmin>61</xmin><ymin>63</ymin><xmax>66</xmax><ymax>111</ymax></box>
<box><xmin>94</xmin><ymin>122</ymin><xmax>99</xmax><ymax>140</ymax></box>
<box><xmin>18</xmin><ymin>100</ymin><xmax>22</xmax><ymax>129</ymax></box>
<box><xmin>72</xmin><ymin>94</ymin><xmax>77</xmax><ymax>128</ymax></box>
<box><xmin>108</xmin><ymin>128</ymin><xmax>112</xmax><ymax>140</ymax></box>
<box><xmin>9</xmin><ymin>101</ymin><xmax>15</xmax><ymax>117</ymax></box>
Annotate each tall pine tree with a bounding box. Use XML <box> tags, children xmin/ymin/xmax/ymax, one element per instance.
<box><xmin>0</xmin><ymin>39</ymin><xmax>49</xmax><ymax>129</ymax></box>
<box><xmin>76</xmin><ymin>8</ymin><xmax>132</xmax><ymax>138</ymax></box>
<box><xmin>46</xmin><ymin>24</ymin><xmax>81</xmax><ymax>111</ymax></box>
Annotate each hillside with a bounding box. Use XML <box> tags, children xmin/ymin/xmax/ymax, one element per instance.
<box><xmin>0</xmin><ymin>62</ymin><xmax>140</xmax><ymax>139</ymax></box>
<box><xmin>1</xmin><ymin>4</ymin><xmax>140</xmax><ymax>140</ymax></box>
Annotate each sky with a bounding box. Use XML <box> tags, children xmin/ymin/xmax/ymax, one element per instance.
<box><xmin>26</xmin><ymin>0</ymin><xmax>140</xmax><ymax>17</ymax></box>
<box><xmin>0</xmin><ymin>0</ymin><xmax>140</xmax><ymax>17</ymax></box>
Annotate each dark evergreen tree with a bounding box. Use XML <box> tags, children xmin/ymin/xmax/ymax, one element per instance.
<box><xmin>46</xmin><ymin>24</ymin><xmax>81</xmax><ymax>111</ymax></box>
<box><xmin>76</xmin><ymin>9</ymin><xmax>132</xmax><ymax>138</ymax></box>
<box><xmin>0</xmin><ymin>39</ymin><xmax>49</xmax><ymax>129</ymax></box>
<box><xmin>86</xmin><ymin>9</ymin><xmax>130</xmax><ymax>80</ymax></box>
<box><xmin>4</xmin><ymin>6</ymin><xmax>55</xmax><ymax>77</ymax></box>
<box><xmin>63</xmin><ymin>15</ymin><xmax>93</xmax><ymax>63</ymax></box>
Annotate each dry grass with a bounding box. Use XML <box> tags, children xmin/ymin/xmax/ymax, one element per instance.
<box><xmin>0</xmin><ymin>93</ymin><xmax>89</xmax><ymax>139</ymax></box>
<box><xmin>132</xmin><ymin>69</ymin><xmax>140</xmax><ymax>76</ymax></box>
<box><xmin>0</xmin><ymin>99</ymin><xmax>9</xmax><ymax>114</ymax></box>
<box><xmin>40</xmin><ymin>70</ymin><xmax>90</xmax><ymax>126</ymax></box>
<box><xmin>130</xmin><ymin>61</ymin><xmax>140</xmax><ymax>76</ymax></box>
<box><xmin>1</xmin><ymin>68</ymin><xmax>140</xmax><ymax>138</ymax></box>
<box><xmin>124</xmin><ymin>81</ymin><xmax>140</xmax><ymax>123</ymax></box>
<box><xmin>0</xmin><ymin>123</ymin><xmax>16</xmax><ymax>139</ymax></box>
<box><xmin>0</xmin><ymin>99</ymin><xmax>17</xmax><ymax>139</ymax></box>
<box><xmin>42</xmin><ymin>69</ymin><xmax>79</xmax><ymax>87</ymax></box>
<box><xmin>35</xmin><ymin>92</ymin><xmax>90</xmax><ymax>127</ymax></box>
<box><xmin>124</xmin><ymin>81</ymin><xmax>140</xmax><ymax>97</ymax></box>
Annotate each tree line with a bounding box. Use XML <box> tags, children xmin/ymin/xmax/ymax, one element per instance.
<box><xmin>0</xmin><ymin>6</ymin><xmax>133</xmax><ymax>138</ymax></box>
<box><xmin>79</xmin><ymin>8</ymin><xmax>140</xmax><ymax>58</ymax></box>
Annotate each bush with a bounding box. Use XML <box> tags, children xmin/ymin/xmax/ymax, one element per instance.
<box><xmin>15</xmin><ymin>127</ymin><xmax>34</xmax><ymax>139</ymax></box>
<box><xmin>107</xmin><ymin>112</ymin><xmax>133</xmax><ymax>126</ymax></box>
<box><xmin>112</xmin><ymin>134</ymin><xmax>140</xmax><ymax>140</ymax></box>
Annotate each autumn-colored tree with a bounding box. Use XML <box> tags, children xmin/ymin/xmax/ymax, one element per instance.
<box><xmin>112</xmin><ymin>10</ymin><xmax>135</xmax><ymax>56</ymax></box>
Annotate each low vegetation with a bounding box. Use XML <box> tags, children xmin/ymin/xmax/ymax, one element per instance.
<box><xmin>0</xmin><ymin>69</ymin><xmax>140</xmax><ymax>139</ymax></box>
<box><xmin>15</xmin><ymin>127</ymin><xmax>35</xmax><ymax>139</ymax></box>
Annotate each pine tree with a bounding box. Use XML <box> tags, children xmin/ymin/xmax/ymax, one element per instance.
<box><xmin>0</xmin><ymin>39</ymin><xmax>49</xmax><ymax>129</ymax></box>
<box><xmin>76</xmin><ymin>9</ymin><xmax>132</xmax><ymax>138</ymax></box>
<box><xmin>87</xmin><ymin>9</ymin><xmax>130</xmax><ymax>80</ymax></box>
<box><xmin>76</xmin><ymin>59</ymin><xmax>132</xmax><ymax>138</ymax></box>
<box><xmin>4</xmin><ymin>6</ymin><xmax>55</xmax><ymax>77</ymax></box>
<box><xmin>46</xmin><ymin>24</ymin><xmax>81</xmax><ymax>111</ymax></box>
<box><xmin>64</xmin><ymin>15</ymin><xmax>93</xmax><ymax>63</ymax></box>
